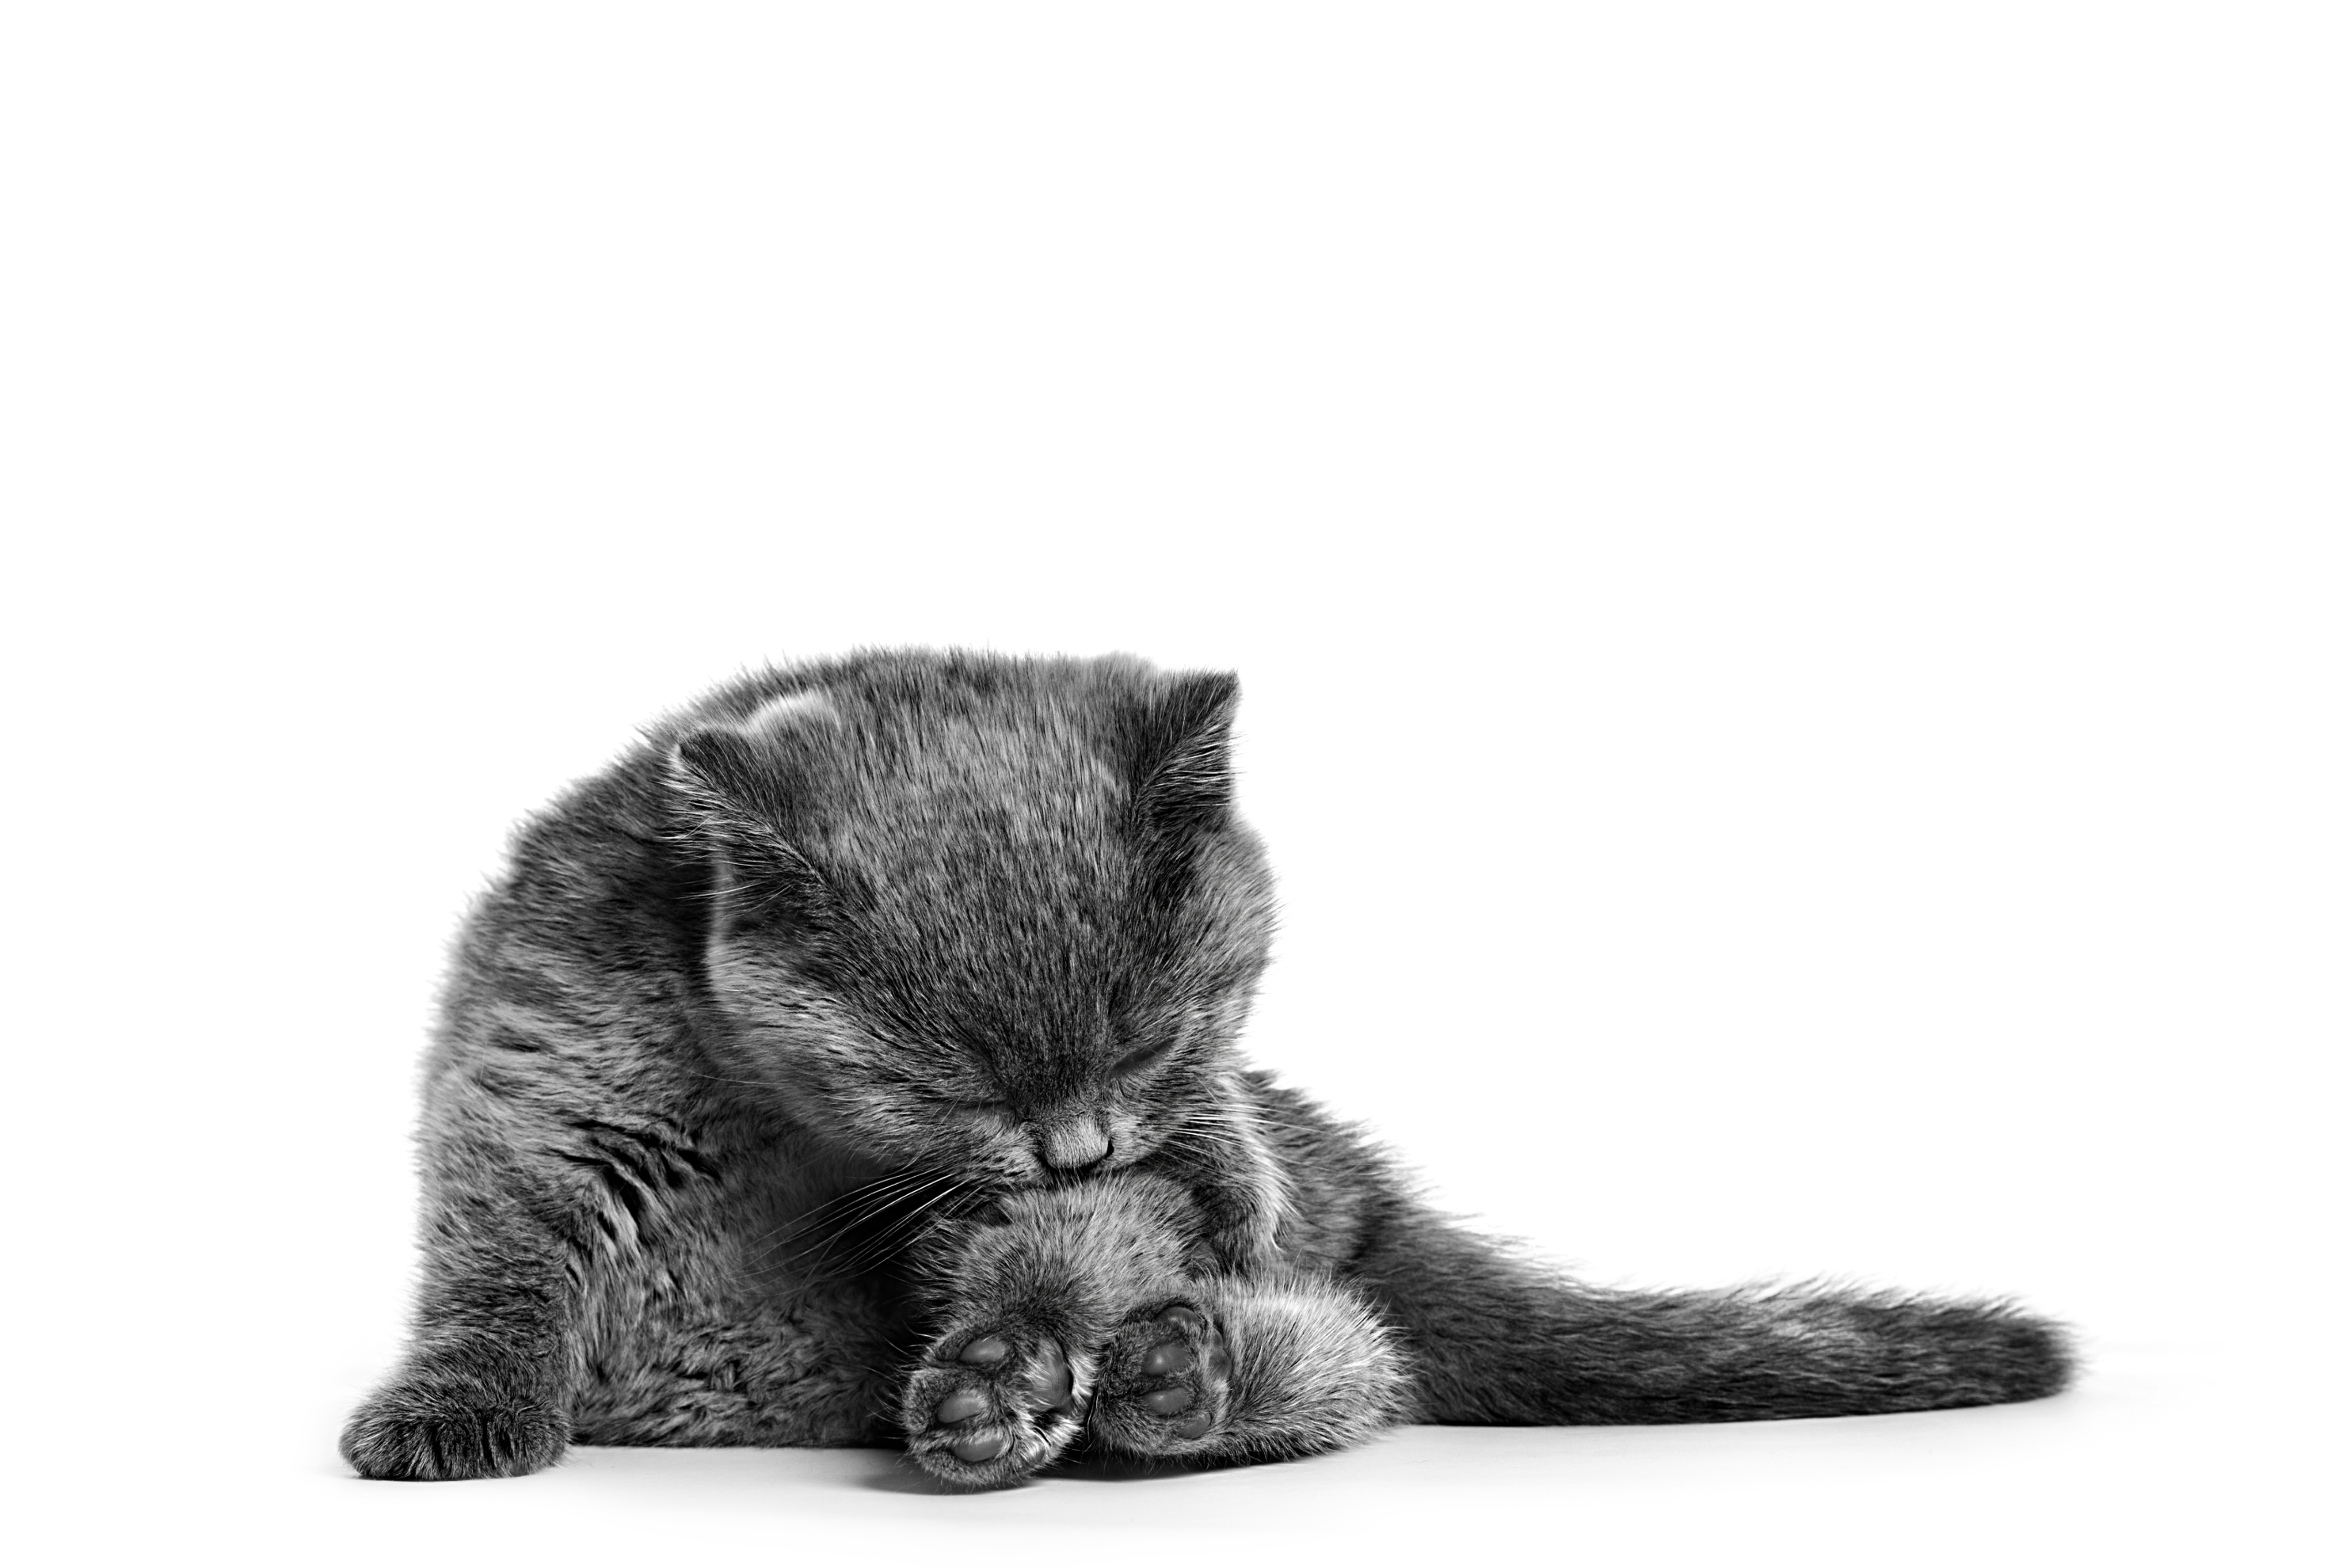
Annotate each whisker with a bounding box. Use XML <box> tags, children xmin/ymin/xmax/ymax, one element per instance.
<box><xmin>745</xmin><ymin>1167</ymin><xmax>940</xmax><ymax>1255</ymax></box>
<box><xmin>794</xmin><ymin>1182</ymin><xmax>968</xmax><ymax>1287</ymax></box>
<box><xmin>779</xmin><ymin>1174</ymin><xmax>952</xmax><ymax>1274</ymax></box>
<box><xmin>746</xmin><ymin>1167</ymin><xmax>950</xmax><ymax>1269</ymax></box>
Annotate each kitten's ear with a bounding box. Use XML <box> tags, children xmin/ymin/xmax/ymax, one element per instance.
<box><xmin>666</xmin><ymin>694</ymin><xmax>840</xmax><ymax>919</ymax></box>
<box><xmin>669</xmin><ymin>728</ymin><xmax>805</xmax><ymax>825</ymax></box>
<box><xmin>1131</xmin><ymin>671</ymin><xmax>1241</xmax><ymax>833</ymax></box>
<box><xmin>670</xmin><ymin>691</ymin><xmax>840</xmax><ymax>809</ymax></box>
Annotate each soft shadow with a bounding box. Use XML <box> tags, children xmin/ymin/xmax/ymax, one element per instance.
<box><xmin>852</xmin><ymin>1447</ymin><xmax>1214</xmax><ymax>1491</ymax></box>
<box><xmin>855</xmin><ymin>1456</ymin><xmax>970</xmax><ymax>1495</ymax></box>
<box><xmin>1047</xmin><ymin>1451</ymin><xmax>1205</xmax><ymax>1483</ymax></box>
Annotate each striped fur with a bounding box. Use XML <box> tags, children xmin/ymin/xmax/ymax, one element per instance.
<box><xmin>341</xmin><ymin>650</ymin><xmax>2072</xmax><ymax>1489</ymax></box>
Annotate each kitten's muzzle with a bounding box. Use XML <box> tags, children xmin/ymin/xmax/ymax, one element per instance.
<box><xmin>1037</xmin><ymin>1116</ymin><xmax>1111</xmax><ymax>1175</ymax></box>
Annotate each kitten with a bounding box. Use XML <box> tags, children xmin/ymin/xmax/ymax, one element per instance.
<box><xmin>341</xmin><ymin>650</ymin><xmax>2071</xmax><ymax>1489</ymax></box>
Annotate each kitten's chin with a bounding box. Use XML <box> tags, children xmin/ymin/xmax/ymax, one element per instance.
<box><xmin>1028</xmin><ymin>1156</ymin><xmax>1133</xmax><ymax>1193</ymax></box>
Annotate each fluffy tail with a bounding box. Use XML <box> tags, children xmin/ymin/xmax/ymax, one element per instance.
<box><xmin>1350</xmin><ymin>1205</ymin><xmax>2074</xmax><ymax>1424</ymax></box>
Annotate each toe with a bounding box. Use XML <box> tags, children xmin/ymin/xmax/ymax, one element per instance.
<box><xmin>950</xmin><ymin>1430</ymin><xmax>1008</xmax><ymax>1463</ymax></box>
<box><xmin>1143</xmin><ymin>1386</ymin><xmax>1195</xmax><ymax>1416</ymax></box>
<box><xmin>1025</xmin><ymin>1338</ymin><xmax>1072</xmax><ymax>1410</ymax></box>
<box><xmin>1159</xmin><ymin>1305</ymin><xmax>1205</xmax><ymax>1333</ymax></box>
<box><xmin>1141</xmin><ymin>1338</ymin><xmax>1197</xmax><ymax>1376</ymax></box>
<box><xmin>957</xmin><ymin>1335</ymin><xmax>1011</xmax><ymax>1366</ymax></box>
<box><xmin>935</xmin><ymin>1388</ymin><xmax>988</xmax><ymax>1425</ymax></box>
<box><xmin>1171</xmin><ymin>1410</ymin><xmax>1213</xmax><ymax>1441</ymax></box>
<box><xmin>1201</xmin><ymin>1336</ymin><xmax>1232</xmax><ymax>1380</ymax></box>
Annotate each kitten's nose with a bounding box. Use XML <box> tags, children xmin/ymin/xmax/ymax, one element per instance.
<box><xmin>1038</xmin><ymin>1117</ymin><xmax>1110</xmax><ymax>1173</ymax></box>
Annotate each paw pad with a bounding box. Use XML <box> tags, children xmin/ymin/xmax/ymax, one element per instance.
<box><xmin>911</xmin><ymin>1327</ymin><xmax>1082</xmax><ymax>1477</ymax></box>
<box><xmin>935</xmin><ymin>1387</ymin><xmax>988</xmax><ymax>1425</ymax></box>
<box><xmin>1095</xmin><ymin>1300</ymin><xmax>1229</xmax><ymax>1453</ymax></box>
<box><xmin>950</xmin><ymin>1430</ymin><xmax>1007</xmax><ymax>1463</ymax></box>
<box><xmin>1141</xmin><ymin>1340</ymin><xmax>1196</xmax><ymax>1376</ymax></box>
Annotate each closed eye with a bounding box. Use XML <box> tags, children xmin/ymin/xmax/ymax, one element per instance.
<box><xmin>946</xmin><ymin>1093</ymin><xmax>1015</xmax><ymax>1122</ymax></box>
<box><xmin>1107</xmin><ymin>1041</ymin><xmax>1171</xmax><ymax>1080</ymax></box>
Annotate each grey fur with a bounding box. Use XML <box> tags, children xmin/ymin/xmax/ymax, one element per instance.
<box><xmin>342</xmin><ymin>649</ymin><xmax>2073</xmax><ymax>1488</ymax></box>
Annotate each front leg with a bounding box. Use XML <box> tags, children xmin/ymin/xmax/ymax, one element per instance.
<box><xmin>340</xmin><ymin>1126</ymin><xmax>577</xmax><ymax>1480</ymax></box>
<box><xmin>1088</xmin><ymin>1273</ymin><xmax>1413</xmax><ymax>1464</ymax></box>
<box><xmin>1148</xmin><ymin>1073</ymin><xmax>1295</xmax><ymax>1273</ymax></box>
<box><xmin>900</xmin><ymin>1174</ymin><xmax>1209</xmax><ymax>1489</ymax></box>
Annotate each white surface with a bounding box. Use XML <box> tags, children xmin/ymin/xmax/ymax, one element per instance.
<box><xmin>4</xmin><ymin>4</ymin><xmax>2319</xmax><ymax>1563</ymax></box>
<box><xmin>106</xmin><ymin>1345</ymin><xmax>2287</xmax><ymax>1565</ymax></box>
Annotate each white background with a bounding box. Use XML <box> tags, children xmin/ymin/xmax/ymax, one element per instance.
<box><xmin>5</xmin><ymin>3</ymin><xmax>2319</xmax><ymax>1563</ymax></box>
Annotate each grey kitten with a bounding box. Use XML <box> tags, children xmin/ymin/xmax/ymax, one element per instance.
<box><xmin>341</xmin><ymin>650</ymin><xmax>2070</xmax><ymax>1489</ymax></box>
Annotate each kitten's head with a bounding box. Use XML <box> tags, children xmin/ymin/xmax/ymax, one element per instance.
<box><xmin>666</xmin><ymin>652</ymin><xmax>1273</xmax><ymax>1193</ymax></box>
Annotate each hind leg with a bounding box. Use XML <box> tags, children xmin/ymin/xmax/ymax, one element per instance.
<box><xmin>899</xmin><ymin>1174</ymin><xmax>1210</xmax><ymax>1488</ymax></box>
<box><xmin>1086</xmin><ymin>1273</ymin><xmax>1412</xmax><ymax>1463</ymax></box>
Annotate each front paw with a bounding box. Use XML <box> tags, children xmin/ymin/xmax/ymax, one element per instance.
<box><xmin>1088</xmin><ymin>1302</ymin><xmax>1232</xmax><ymax>1455</ymax></box>
<box><xmin>340</xmin><ymin>1368</ymin><xmax>567</xmax><ymax>1480</ymax></box>
<box><xmin>902</xmin><ymin>1327</ymin><xmax>1084</xmax><ymax>1489</ymax></box>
